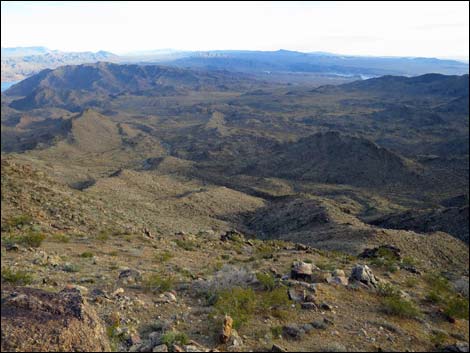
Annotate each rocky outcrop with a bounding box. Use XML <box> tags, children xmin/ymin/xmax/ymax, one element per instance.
<box><xmin>349</xmin><ymin>264</ymin><xmax>379</xmax><ymax>288</ymax></box>
<box><xmin>1</xmin><ymin>286</ymin><xmax>110</xmax><ymax>352</ymax></box>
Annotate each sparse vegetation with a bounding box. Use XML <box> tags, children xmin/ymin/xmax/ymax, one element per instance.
<box><xmin>1</xmin><ymin>266</ymin><xmax>33</xmax><ymax>284</ymax></box>
<box><xmin>80</xmin><ymin>251</ymin><xmax>94</xmax><ymax>258</ymax></box>
<box><xmin>143</xmin><ymin>273</ymin><xmax>175</xmax><ymax>292</ymax></box>
<box><xmin>161</xmin><ymin>331</ymin><xmax>189</xmax><ymax>347</ymax></box>
<box><xmin>256</xmin><ymin>272</ymin><xmax>276</xmax><ymax>291</ymax></box>
<box><xmin>381</xmin><ymin>296</ymin><xmax>421</xmax><ymax>319</ymax></box>
<box><xmin>174</xmin><ymin>239</ymin><xmax>197</xmax><ymax>251</ymax></box>
<box><xmin>155</xmin><ymin>251</ymin><xmax>174</xmax><ymax>263</ymax></box>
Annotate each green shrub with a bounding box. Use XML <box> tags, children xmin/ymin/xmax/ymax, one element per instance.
<box><xmin>271</xmin><ymin>326</ymin><xmax>283</xmax><ymax>338</ymax></box>
<box><xmin>80</xmin><ymin>251</ymin><xmax>94</xmax><ymax>258</ymax></box>
<box><xmin>144</xmin><ymin>274</ymin><xmax>174</xmax><ymax>292</ymax></box>
<box><xmin>444</xmin><ymin>296</ymin><xmax>469</xmax><ymax>320</ymax></box>
<box><xmin>1</xmin><ymin>267</ymin><xmax>33</xmax><ymax>284</ymax></box>
<box><xmin>214</xmin><ymin>285</ymin><xmax>291</xmax><ymax>329</ymax></box>
<box><xmin>381</xmin><ymin>296</ymin><xmax>421</xmax><ymax>319</ymax></box>
<box><xmin>155</xmin><ymin>251</ymin><xmax>174</xmax><ymax>263</ymax></box>
<box><xmin>404</xmin><ymin>277</ymin><xmax>418</xmax><ymax>288</ymax></box>
<box><xmin>214</xmin><ymin>287</ymin><xmax>257</xmax><ymax>329</ymax></box>
<box><xmin>96</xmin><ymin>230</ymin><xmax>112</xmax><ymax>241</ymax></box>
<box><xmin>174</xmin><ymin>239</ymin><xmax>197</xmax><ymax>251</ymax></box>
<box><xmin>161</xmin><ymin>331</ymin><xmax>189</xmax><ymax>346</ymax></box>
<box><xmin>316</xmin><ymin>260</ymin><xmax>336</xmax><ymax>271</ymax></box>
<box><xmin>50</xmin><ymin>233</ymin><xmax>70</xmax><ymax>243</ymax></box>
<box><xmin>256</xmin><ymin>272</ymin><xmax>276</xmax><ymax>291</ymax></box>
<box><xmin>2</xmin><ymin>215</ymin><xmax>33</xmax><ymax>231</ymax></box>
<box><xmin>16</xmin><ymin>231</ymin><xmax>46</xmax><ymax>247</ymax></box>
<box><xmin>63</xmin><ymin>263</ymin><xmax>80</xmax><ymax>273</ymax></box>
<box><xmin>377</xmin><ymin>282</ymin><xmax>401</xmax><ymax>298</ymax></box>
<box><xmin>425</xmin><ymin>290</ymin><xmax>442</xmax><ymax>304</ymax></box>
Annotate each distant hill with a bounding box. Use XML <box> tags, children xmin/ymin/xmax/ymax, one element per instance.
<box><xmin>3</xmin><ymin>47</ymin><xmax>468</xmax><ymax>83</ymax></box>
<box><xmin>159</xmin><ymin>50</ymin><xmax>469</xmax><ymax>77</ymax></box>
<box><xmin>251</xmin><ymin>131</ymin><xmax>423</xmax><ymax>188</ymax></box>
<box><xmin>1</xmin><ymin>47</ymin><xmax>118</xmax><ymax>81</ymax></box>
<box><xmin>5</xmin><ymin>62</ymin><xmax>253</xmax><ymax>111</ymax></box>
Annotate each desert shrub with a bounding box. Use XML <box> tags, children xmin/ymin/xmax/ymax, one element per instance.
<box><xmin>377</xmin><ymin>282</ymin><xmax>401</xmax><ymax>298</ymax></box>
<box><xmin>444</xmin><ymin>296</ymin><xmax>469</xmax><ymax>320</ymax></box>
<box><xmin>316</xmin><ymin>260</ymin><xmax>336</xmax><ymax>271</ymax></box>
<box><xmin>96</xmin><ymin>230</ymin><xmax>110</xmax><ymax>241</ymax></box>
<box><xmin>256</xmin><ymin>272</ymin><xmax>276</xmax><ymax>291</ymax></box>
<box><xmin>255</xmin><ymin>242</ymin><xmax>276</xmax><ymax>259</ymax></box>
<box><xmin>430</xmin><ymin>329</ymin><xmax>448</xmax><ymax>346</ymax></box>
<box><xmin>80</xmin><ymin>251</ymin><xmax>94</xmax><ymax>258</ymax></box>
<box><xmin>1</xmin><ymin>267</ymin><xmax>33</xmax><ymax>284</ymax></box>
<box><xmin>15</xmin><ymin>231</ymin><xmax>46</xmax><ymax>247</ymax></box>
<box><xmin>404</xmin><ymin>277</ymin><xmax>418</xmax><ymax>288</ymax></box>
<box><xmin>2</xmin><ymin>214</ymin><xmax>33</xmax><ymax>231</ymax></box>
<box><xmin>271</xmin><ymin>326</ymin><xmax>283</xmax><ymax>338</ymax></box>
<box><xmin>260</xmin><ymin>286</ymin><xmax>290</xmax><ymax>312</ymax></box>
<box><xmin>50</xmin><ymin>233</ymin><xmax>70</xmax><ymax>243</ymax></box>
<box><xmin>155</xmin><ymin>251</ymin><xmax>174</xmax><ymax>263</ymax></box>
<box><xmin>425</xmin><ymin>273</ymin><xmax>452</xmax><ymax>293</ymax></box>
<box><xmin>381</xmin><ymin>296</ymin><xmax>421</xmax><ymax>319</ymax></box>
<box><xmin>194</xmin><ymin>265</ymin><xmax>256</xmax><ymax>295</ymax></box>
<box><xmin>174</xmin><ymin>239</ymin><xmax>197</xmax><ymax>251</ymax></box>
<box><xmin>144</xmin><ymin>274</ymin><xmax>174</xmax><ymax>292</ymax></box>
<box><xmin>63</xmin><ymin>263</ymin><xmax>80</xmax><ymax>273</ymax></box>
<box><xmin>425</xmin><ymin>290</ymin><xmax>442</xmax><ymax>304</ymax></box>
<box><xmin>161</xmin><ymin>331</ymin><xmax>189</xmax><ymax>346</ymax></box>
<box><xmin>221</xmin><ymin>254</ymin><xmax>231</xmax><ymax>260</ymax></box>
<box><xmin>214</xmin><ymin>287</ymin><xmax>258</xmax><ymax>329</ymax></box>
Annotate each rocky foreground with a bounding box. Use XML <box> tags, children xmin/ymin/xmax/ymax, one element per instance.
<box><xmin>1</xmin><ymin>227</ymin><xmax>469</xmax><ymax>352</ymax></box>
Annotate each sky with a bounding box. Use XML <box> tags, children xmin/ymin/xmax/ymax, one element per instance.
<box><xmin>1</xmin><ymin>1</ymin><xmax>469</xmax><ymax>60</ymax></box>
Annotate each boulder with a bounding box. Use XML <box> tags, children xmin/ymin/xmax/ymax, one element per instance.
<box><xmin>220</xmin><ymin>230</ymin><xmax>245</xmax><ymax>242</ymax></box>
<box><xmin>1</xmin><ymin>286</ymin><xmax>110</xmax><ymax>351</ymax></box>
<box><xmin>291</xmin><ymin>261</ymin><xmax>318</xmax><ymax>282</ymax></box>
<box><xmin>118</xmin><ymin>269</ymin><xmax>142</xmax><ymax>284</ymax></box>
<box><xmin>441</xmin><ymin>342</ymin><xmax>469</xmax><ymax>352</ymax></box>
<box><xmin>282</xmin><ymin>324</ymin><xmax>305</xmax><ymax>340</ymax></box>
<box><xmin>220</xmin><ymin>315</ymin><xmax>233</xmax><ymax>343</ymax></box>
<box><xmin>349</xmin><ymin>264</ymin><xmax>379</xmax><ymax>288</ymax></box>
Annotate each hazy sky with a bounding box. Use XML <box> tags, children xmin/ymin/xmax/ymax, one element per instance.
<box><xmin>2</xmin><ymin>1</ymin><xmax>469</xmax><ymax>59</ymax></box>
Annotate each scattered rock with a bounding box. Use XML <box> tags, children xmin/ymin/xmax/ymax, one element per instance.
<box><xmin>112</xmin><ymin>287</ymin><xmax>125</xmax><ymax>296</ymax></box>
<box><xmin>64</xmin><ymin>284</ymin><xmax>88</xmax><ymax>295</ymax></box>
<box><xmin>33</xmin><ymin>251</ymin><xmax>61</xmax><ymax>267</ymax></box>
<box><xmin>152</xmin><ymin>344</ymin><xmax>169</xmax><ymax>352</ymax></box>
<box><xmin>271</xmin><ymin>343</ymin><xmax>288</xmax><ymax>352</ymax></box>
<box><xmin>220</xmin><ymin>315</ymin><xmax>233</xmax><ymax>343</ymax></box>
<box><xmin>5</xmin><ymin>243</ymin><xmax>20</xmax><ymax>251</ymax></box>
<box><xmin>288</xmin><ymin>287</ymin><xmax>306</xmax><ymax>302</ymax></box>
<box><xmin>282</xmin><ymin>324</ymin><xmax>304</xmax><ymax>340</ymax></box>
<box><xmin>349</xmin><ymin>264</ymin><xmax>379</xmax><ymax>288</ymax></box>
<box><xmin>1</xmin><ymin>286</ymin><xmax>110</xmax><ymax>351</ymax></box>
<box><xmin>301</xmin><ymin>302</ymin><xmax>318</xmax><ymax>310</ymax></box>
<box><xmin>156</xmin><ymin>291</ymin><xmax>177</xmax><ymax>304</ymax></box>
<box><xmin>441</xmin><ymin>342</ymin><xmax>470</xmax><ymax>352</ymax></box>
<box><xmin>118</xmin><ymin>269</ymin><xmax>142</xmax><ymax>284</ymax></box>
<box><xmin>311</xmin><ymin>318</ymin><xmax>334</xmax><ymax>330</ymax></box>
<box><xmin>291</xmin><ymin>261</ymin><xmax>318</xmax><ymax>282</ymax></box>
<box><xmin>220</xmin><ymin>230</ymin><xmax>245</xmax><ymax>242</ymax></box>
<box><xmin>320</xmin><ymin>302</ymin><xmax>333</xmax><ymax>311</ymax></box>
<box><xmin>359</xmin><ymin>245</ymin><xmax>401</xmax><ymax>260</ymax></box>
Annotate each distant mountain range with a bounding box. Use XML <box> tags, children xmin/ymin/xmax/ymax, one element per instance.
<box><xmin>1</xmin><ymin>47</ymin><xmax>118</xmax><ymax>81</ymax></box>
<box><xmin>2</xmin><ymin>47</ymin><xmax>468</xmax><ymax>83</ymax></box>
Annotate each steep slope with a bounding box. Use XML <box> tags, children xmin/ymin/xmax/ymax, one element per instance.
<box><xmin>369</xmin><ymin>206</ymin><xmax>469</xmax><ymax>244</ymax></box>
<box><xmin>251</xmin><ymin>131</ymin><xmax>423</xmax><ymax>188</ymax></box>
